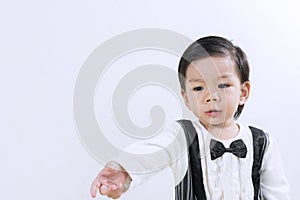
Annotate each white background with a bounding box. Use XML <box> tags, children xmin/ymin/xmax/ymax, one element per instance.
<box><xmin>1</xmin><ymin>0</ymin><xmax>299</xmax><ymax>199</ymax></box>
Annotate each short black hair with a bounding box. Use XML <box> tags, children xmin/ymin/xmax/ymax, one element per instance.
<box><xmin>178</xmin><ymin>36</ymin><xmax>250</xmax><ymax>119</ymax></box>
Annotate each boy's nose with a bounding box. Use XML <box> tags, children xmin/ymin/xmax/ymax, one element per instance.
<box><xmin>205</xmin><ymin>92</ymin><xmax>220</xmax><ymax>103</ymax></box>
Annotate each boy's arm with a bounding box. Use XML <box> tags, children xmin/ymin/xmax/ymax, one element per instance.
<box><xmin>90</xmin><ymin>121</ymin><xmax>187</xmax><ymax>198</ymax></box>
<box><xmin>90</xmin><ymin>161</ymin><xmax>132</xmax><ymax>199</ymax></box>
<box><xmin>260</xmin><ymin>136</ymin><xmax>291</xmax><ymax>200</ymax></box>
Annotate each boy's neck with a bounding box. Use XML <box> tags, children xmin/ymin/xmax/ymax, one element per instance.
<box><xmin>203</xmin><ymin>122</ymin><xmax>240</xmax><ymax>140</ymax></box>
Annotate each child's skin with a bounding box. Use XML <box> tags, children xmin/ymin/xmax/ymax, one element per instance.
<box><xmin>90</xmin><ymin>55</ymin><xmax>250</xmax><ymax>199</ymax></box>
<box><xmin>90</xmin><ymin>162</ymin><xmax>129</xmax><ymax>199</ymax></box>
<box><xmin>182</xmin><ymin>56</ymin><xmax>250</xmax><ymax>139</ymax></box>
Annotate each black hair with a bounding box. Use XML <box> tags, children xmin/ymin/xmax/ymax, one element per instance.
<box><xmin>178</xmin><ymin>36</ymin><xmax>250</xmax><ymax>119</ymax></box>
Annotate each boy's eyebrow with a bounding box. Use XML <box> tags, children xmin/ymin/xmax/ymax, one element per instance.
<box><xmin>188</xmin><ymin>74</ymin><xmax>233</xmax><ymax>82</ymax></box>
<box><xmin>188</xmin><ymin>78</ymin><xmax>205</xmax><ymax>82</ymax></box>
<box><xmin>219</xmin><ymin>74</ymin><xmax>233</xmax><ymax>79</ymax></box>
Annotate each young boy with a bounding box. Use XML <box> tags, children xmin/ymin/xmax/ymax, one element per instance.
<box><xmin>90</xmin><ymin>36</ymin><xmax>290</xmax><ymax>199</ymax></box>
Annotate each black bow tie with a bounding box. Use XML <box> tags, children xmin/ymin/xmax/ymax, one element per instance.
<box><xmin>210</xmin><ymin>139</ymin><xmax>247</xmax><ymax>160</ymax></box>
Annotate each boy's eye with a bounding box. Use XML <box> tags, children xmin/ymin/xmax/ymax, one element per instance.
<box><xmin>193</xmin><ymin>86</ymin><xmax>204</xmax><ymax>91</ymax></box>
<box><xmin>218</xmin><ymin>83</ymin><xmax>230</xmax><ymax>88</ymax></box>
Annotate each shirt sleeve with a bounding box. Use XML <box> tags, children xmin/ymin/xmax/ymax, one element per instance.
<box><xmin>112</xmin><ymin>121</ymin><xmax>188</xmax><ymax>188</ymax></box>
<box><xmin>260</xmin><ymin>135</ymin><xmax>291</xmax><ymax>200</ymax></box>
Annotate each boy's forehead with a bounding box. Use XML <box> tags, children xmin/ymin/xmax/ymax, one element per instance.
<box><xmin>187</xmin><ymin>57</ymin><xmax>236</xmax><ymax>80</ymax></box>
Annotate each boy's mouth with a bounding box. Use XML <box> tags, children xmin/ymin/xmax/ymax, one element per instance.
<box><xmin>205</xmin><ymin>109</ymin><xmax>221</xmax><ymax>117</ymax></box>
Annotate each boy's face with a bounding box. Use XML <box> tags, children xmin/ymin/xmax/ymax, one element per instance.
<box><xmin>181</xmin><ymin>56</ymin><xmax>250</xmax><ymax>129</ymax></box>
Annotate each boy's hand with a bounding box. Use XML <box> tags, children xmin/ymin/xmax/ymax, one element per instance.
<box><xmin>90</xmin><ymin>161</ymin><xmax>131</xmax><ymax>199</ymax></box>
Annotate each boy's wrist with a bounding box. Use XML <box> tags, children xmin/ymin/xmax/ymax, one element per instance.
<box><xmin>122</xmin><ymin>174</ymin><xmax>132</xmax><ymax>192</ymax></box>
<box><xmin>106</xmin><ymin>161</ymin><xmax>132</xmax><ymax>192</ymax></box>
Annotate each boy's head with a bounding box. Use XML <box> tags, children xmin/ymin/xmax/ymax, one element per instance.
<box><xmin>178</xmin><ymin>36</ymin><xmax>250</xmax><ymax>121</ymax></box>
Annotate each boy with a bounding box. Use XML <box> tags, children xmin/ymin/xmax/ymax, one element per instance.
<box><xmin>90</xmin><ymin>36</ymin><xmax>290</xmax><ymax>199</ymax></box>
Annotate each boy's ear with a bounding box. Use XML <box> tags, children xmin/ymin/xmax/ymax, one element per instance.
<box><xmin>181</xmin><ymin>89</ymin><xmax>191</xmax><ymax>109</ymax></box>
<box><xmin>239</xmin><ymin>81</ymin><xmax>250</xmax><ymax>105</ymax></box>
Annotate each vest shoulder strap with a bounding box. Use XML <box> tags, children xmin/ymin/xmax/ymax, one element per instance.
<box><xmin>249</xmin><ymin>126</ymin><xmax>269</xmax><ymax>200</ymax></box>
<box><xmin>176</xmin><ymin>119</ymin><xmax>207</xmax><ymax>200</ymax></box>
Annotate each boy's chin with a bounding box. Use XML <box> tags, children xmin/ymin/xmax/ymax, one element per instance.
<box><xmin>200</xmin><ymin>119</ymin><xmax>228</xmax><ymax>128</ymax></box>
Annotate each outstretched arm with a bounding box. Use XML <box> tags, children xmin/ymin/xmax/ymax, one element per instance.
<box><xmin>90</xmin><ymin>121</ymin><xmax>188</xmax><ymax>198</ymax></box>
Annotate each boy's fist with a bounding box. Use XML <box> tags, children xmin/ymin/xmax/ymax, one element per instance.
<box><xmin>90</xmin><ymin>161</ymin><xmax>131</xmax><ymax>199</ymax></box>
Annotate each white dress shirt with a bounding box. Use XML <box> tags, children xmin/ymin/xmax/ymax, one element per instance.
<box><xmin>114</xmin><ymin>120</ymin><xmax>290</xmax><ymax>200</ymax></box>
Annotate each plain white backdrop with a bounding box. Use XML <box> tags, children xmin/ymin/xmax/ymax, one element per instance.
<box><xmin>1</xmin><ymin>0</ymin><xmax>299</xmax><ymax>199</ymax></box>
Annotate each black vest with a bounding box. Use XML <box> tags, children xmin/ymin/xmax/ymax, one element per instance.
<box><xmin>175</xmin><ymin>120</ymin><xmax>268</xmax><ymax>200</ymax></box>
